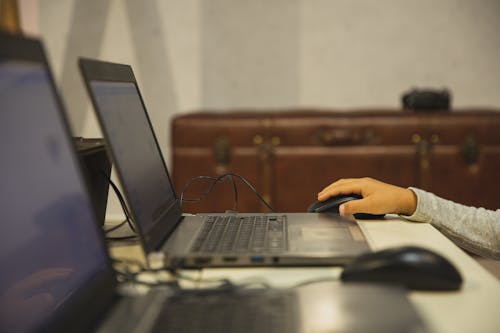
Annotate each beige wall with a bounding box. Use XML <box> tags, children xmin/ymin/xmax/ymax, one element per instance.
<box><xmin>25</xmin><ymin>0</ymin><xmax>500</xmax><ymax>216</ymax></box>
<box><xmin>299</xmin><ymin>0</ymin><xmax>500</xmax><ymax>108</ymax></box>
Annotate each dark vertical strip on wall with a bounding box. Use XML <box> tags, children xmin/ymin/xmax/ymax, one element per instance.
<box><xmin>58</xmin><ymin>0</ymin><xmax>111</xmax><ymax>134</ymax></box>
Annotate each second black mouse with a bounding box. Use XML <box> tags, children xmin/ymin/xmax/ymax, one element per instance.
<box><xmin>307</xmin><ymin>194</ymin><xmax>385</xmax><ymax>220</ymax></box>
<box><xmin>340</xmin><ymin>246</ymin><xmax>463</xmax><ymax>291</ymax></box>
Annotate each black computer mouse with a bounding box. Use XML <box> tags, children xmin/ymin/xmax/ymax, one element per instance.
<box><xmin>307</xmin><ymin>194</ymin><xmax>385</xmax><ymax>220</ymax></box>
<box><xmin>340</xmin><ymin>246</ymin><xmax>463</xmax><ymax>291</ymax></box>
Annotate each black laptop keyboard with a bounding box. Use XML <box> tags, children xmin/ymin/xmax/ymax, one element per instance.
<box><xmin>190</xmin><ymin>215</ymin><xmax>287</xmax><ymax>253</ymax></box>
<box><xmin>151</xmin><ymin>289</ymin><xmax>298</xmax><ymax>333</ymax></box>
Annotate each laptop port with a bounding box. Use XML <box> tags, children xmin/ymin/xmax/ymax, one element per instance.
<box><xmin>193</xmin><ymin>257</ymin><xmax>212</xmax><ymax>265</ymax></box>
<box><xmin>250</xmin><ymin>256</ymin><xmax>265</xmax><ymax>263</ymax></box>
<box><xmin>223</xmin><ymin>256</ymin><xmax>238</xmax><ymax>262</ymax></box>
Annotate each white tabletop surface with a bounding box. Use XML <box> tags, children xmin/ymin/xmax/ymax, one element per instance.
<box><xmin>109</xmin><ymin>216</ymin><xmax>500</xmax><ymax>333</ymax></box>
<box><xmin>196</xmin><ymin>217</ymin><xmax>500</xmax><ymax>333</ymax></box>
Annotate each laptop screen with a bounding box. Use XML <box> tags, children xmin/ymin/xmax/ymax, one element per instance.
<box><xmin>88</xmin><ymin>80</ymin><xmax>177</xmax><ymax>236</ymax></box>
<box><xmin>0</xmin><ymin>60</ymin><xmax>110</xmax><ymax>332</ymax></box>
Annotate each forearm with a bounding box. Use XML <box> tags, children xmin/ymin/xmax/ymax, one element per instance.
<box><xmin>403</xmin><ymin>188</ymin><xmax>500</xmax><ymax>260</ymax></box>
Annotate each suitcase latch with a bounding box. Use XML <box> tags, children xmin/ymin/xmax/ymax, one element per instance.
<box><xmin>463</xmin><ymin>135</ymin><xmax>479</xmax><ymax>167</ymax></box>
<box><xmin>213</xmin><ymin>137</ymin><xmax>231</xmax><ymax>174</ymax></box>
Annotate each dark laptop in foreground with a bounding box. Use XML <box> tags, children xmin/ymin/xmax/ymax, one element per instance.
<box><xmin>78</xmin><ymin>58</ymin><xmax>371</xmax><ymax>268</ymax></box>
<box><xmin>0</xmin><ymin>33</ymin><xmax>427</xmax><ymax>333</ymax></box>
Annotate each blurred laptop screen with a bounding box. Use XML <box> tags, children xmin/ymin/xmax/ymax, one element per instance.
<box><xmin>0</xmin><ymin>60</ymin><xmax>109</xmax><ymax>332</ymax></box>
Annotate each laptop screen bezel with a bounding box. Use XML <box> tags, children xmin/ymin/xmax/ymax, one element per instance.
<box><xmin>78</xmin><ymin>58</ymin><xmax>183</xmax><ymax>254</ymax></box>
<box><xmin>0</xmin><ymin>32</ymin><xmax>118</xmax><ymax>333</ymax></box>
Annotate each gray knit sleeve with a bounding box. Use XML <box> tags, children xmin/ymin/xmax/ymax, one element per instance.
<box><xmin>401</xmin><ymin>187</ymin><xmax>500</xmax><ymax>260</ymax></box>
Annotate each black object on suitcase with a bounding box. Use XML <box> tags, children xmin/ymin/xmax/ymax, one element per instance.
<box><xmin>402</xmin><ymin>88</ymin><xmax>451</xmax><ymax>111</ymax></box>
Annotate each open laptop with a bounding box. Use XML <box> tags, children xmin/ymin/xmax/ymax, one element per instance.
<box><xmin>0</xmin><ymin>32</ymin><xmax>427</xmax><ymax>333</ymax></box>
<box><xmin>79</xmin><ymin>58</ymin><xmax>371</xmax><ymax>268</ymax></box>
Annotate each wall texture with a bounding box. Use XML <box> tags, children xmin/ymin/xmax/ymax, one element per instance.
<box><xmin>31</xmin><ymin>0</ymin><xmax>500</xmax><ymax>216</ymax></box>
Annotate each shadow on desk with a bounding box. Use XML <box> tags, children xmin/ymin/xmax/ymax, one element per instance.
<box><xmin>473</xmin><ymin>255</ymin><xmax>500</xmax><ymax>280</ymax></box>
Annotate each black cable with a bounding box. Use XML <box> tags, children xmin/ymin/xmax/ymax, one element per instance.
<box><xmin>111</xmin><ymin>257</ymin><xmax>148</xmax><ymax>270</ymax></box>
<box><xmin>180</xmin><ymin>173</ymin><xmax>275</xmax><ymax>213</ymax></box>
<box><xmin>168</xmin><ymin>269</ymin><xmax>233</xmax><ymax>287</ymax></box>
<box><xmin>100</xmin><ymin>170</ymin><xmax>137</xmax><ymax>235</ymax></box>
<box><xmin>291</xmin><ymin>277</ymin><xmax>340</xmax><ymax>289</ymax></box>
<box><xmin>111</xmin><ymin>258</ymin><xmax>236</xmax><ymax>288</ymax></box>
<box><xmin>229</xmin><ymin>174</ymin><xmax>238</xmax><ymax>211</ymax></box>
<box><xmin>180</xmin><ymin>175</ymin><xmax>232</xmax><ymax>205</ymax></box>
<box><xmin>229</xmin><ymin>173</ymin><xmax>275</xmax><ymax>212</ymax></box>
<box><xmin>181</xmin><ymin>174</ymin><xmax>238</xmax><ymax>211</ymax></box>
<box><xmin>104</xmin><ymin>219</ymin><xmax>128</xmax><ymax>233</ymax></box>
<box><xmin>113</xmin><ymin>266</ymin><xmax>177</xmax><ymax>287</ymax></box>
<box><xmin>111</xmin><ymin>257</ymin><xmax>338</xmax><ymax>291</ymax></box>
<box><xmin>107</xmin><ymin>176</ymin><xmax>136</xmax><ymax>233</ymax></box>
<box><xmin>105</xmin><ymin>235</ymin><xmax>138</xmax><ymax>241</ymax></box>
<box><xmin>96</xmin><ymin>170</ymin><xmax>139</xmax><ymax>241</ymax></box>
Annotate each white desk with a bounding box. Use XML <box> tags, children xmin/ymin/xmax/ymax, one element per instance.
<box><xmin>109</xmin><ymin>216</ymin><xmax>500</xmax><ymax>333</ymax></box>
<box><xmin>361</xmin><ymin>218</ymin><xmax>499</xmax><ymax>333</ymax></box>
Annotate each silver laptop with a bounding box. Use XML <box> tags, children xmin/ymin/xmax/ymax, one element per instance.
<box><xmin>78</xmin><ymin>58</ymin><xmax>371</xmax><ymax>268</ymax></box>
<box><xmin>0</xmin><ymin>33</ymin><xmax>427</xmax><ymax>333</ymax></box>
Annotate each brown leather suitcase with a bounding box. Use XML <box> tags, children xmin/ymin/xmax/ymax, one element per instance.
<box><xmin>172</xmin><ymin>110</ymin><xmax>500</xmax><ymax>213</ymax></box>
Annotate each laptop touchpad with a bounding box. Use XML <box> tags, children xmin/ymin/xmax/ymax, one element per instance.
<box><xmin>289</xmin><ymin>225</ymin><xmax>358</xmax><ymax>252</ymax></box>
<box><xmin>300</xmin><ymin>226</ymin><xmax>352</xmax><ymax>241</ymax></box>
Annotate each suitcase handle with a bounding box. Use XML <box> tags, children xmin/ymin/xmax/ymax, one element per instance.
<box><xmin>318</xmin><ymin>128</ymin><xmax>363</xmax><ymax>145</ymax></box>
